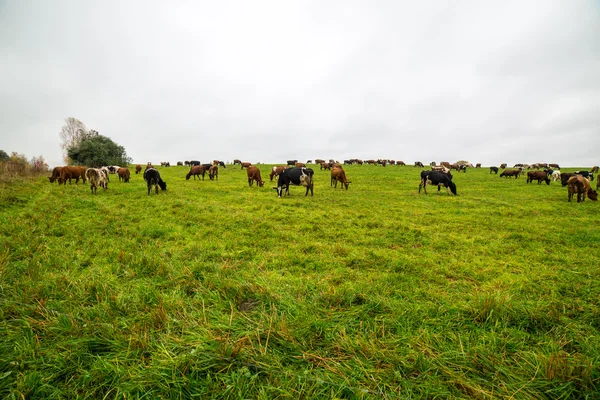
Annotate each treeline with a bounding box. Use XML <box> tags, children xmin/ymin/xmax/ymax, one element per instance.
<box><xmin>0</xmin><ymin>150</ymin><xmax>49</xmax><ymax>182</ymax></box>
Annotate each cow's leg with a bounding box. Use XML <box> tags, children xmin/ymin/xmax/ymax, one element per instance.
<box><xmin>155</xmin><ymin>184</ymin><xmax>159</xmax><ymax>195</ymax></box>
<box><xmin>248</xmin><ymin>178</ymin><xmax>253</xmax><ymax>187</ymax></box>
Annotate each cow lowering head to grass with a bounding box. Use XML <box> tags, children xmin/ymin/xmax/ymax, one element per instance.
<box><xmin>144</xmin><ymin>168</ymin><xmax>167</xmax><ymax>195</ymax></box>
<box><xmin>490</xmin><ymin>166</ymin><xmax>499</xmax><ymax>174</ymax></box>
<box><xmin>186</xmin><ymin>165</ymin><xmax>206</xmax><ymax>180</ymax></box>
<box><xmin>269</xmin><ymin>165</ymin><xmax>289</xmax><ymax>181</ymax></box>
<box><xmin>85</xmin><ymin>168</ymin><xmax>107</xmax><ymax>194</ymax></box>
<box><xmin>274</xmin><ymin>167</ymin><xmax>314</xmax><ymax>197</ymax></box>
<box><xmin>135</xmin><ymin>164</ymin><xmax>142</xmax><ymax>174</ymax></box>
<box><xmin>209</xmin><ymin>165</ymin><xmax>218</xmax><ymax>180</ymax></box>
<box><xmin>418</xmin><ymin>170</ymin><xmax>457</xmax><ymax>195</ymax></box>
<box><xmin>568</xmin><ymin>175</ymin><xmax>598</xmax><ymax>202</ymax></box>
<box><xmin>48</xmin><ymin>166</ymin><xmax>63</xmax><ymax>183</ymax></box>
<box><xmin>330</xmin><ymin>167</ymin><xmax>351</xmax><ymax>189</ymax></box>
<box><xmin>526</xmin><ymin>171</ymin><xmax>550</xmax><ymax>185</ymax></box>
<box><xmin>247</xmin><ymin>166</ymin><xmax>265</xmax><ymax>187</ymax></box>
<box><xmin>117</xmin><ymin>167</ymin><xmax>131</xmax><ymax>182</ymax></box>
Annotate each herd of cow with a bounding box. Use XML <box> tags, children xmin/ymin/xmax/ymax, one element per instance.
<box><xmin>46</xmin><ymin>160</ymin><xmax>599</xmax><ymax>202</ymax></box>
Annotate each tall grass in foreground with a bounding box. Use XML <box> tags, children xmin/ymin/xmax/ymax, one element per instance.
<box><xmin>1</xmin><ymin>164</ymin><xmax>599</xmax><ymax>398</ymax></box>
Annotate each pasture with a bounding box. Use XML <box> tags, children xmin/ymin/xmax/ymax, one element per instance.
<box><xmin>1</xmin><ymin>164</ymin><xmax>599</xmax><ymax>398</ymax></box>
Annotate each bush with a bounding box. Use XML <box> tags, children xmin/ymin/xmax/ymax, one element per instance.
<box><xmin>0</xmin><ymin>152</ymin><xmax>49</xmax><ymax>183</ymax></box>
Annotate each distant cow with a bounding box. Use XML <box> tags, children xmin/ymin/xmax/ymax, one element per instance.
<box><xmin>449</xmin><ymin>163</ymin><xmax>466</xmax><ymax>173</ymax></box>
<box><xmin>117</xmin><ymin>167</ymin><xmax>131</xmax><ymax>182</ymax></box>
<box><xmin>218</xmin><ymin>161</ymin><xmax>226</xmax><ymax>168</ymax></box>
<box><xmin>247</xmin><ymin>166</ymin><xmax>265</xmax><ymax>187</ymax></box>
<box><xmin>490</xmin><ymin>166</ymin><xmax>499</xmax><ymax>174</ymax></box>
<box><xmin>475</xmin><ymin>163</ymin><xmax>481</xmax><ymax>168</ymax></box>
<box><xmin>548</xmin><ymin>163</ymin><xmax>560</xmax><ymax>169</ymax></box>
<box><xmin>135</xmin><ymin>164</ymin><xmax>142</xmax><ymax>174</ymax></box>
<box><xmin>574</xmin><ymin>171</ymin><xmax>594</xmax><ymax>181</ymax></box>
<box><xmin>233</xmin><ymin>159</ymin><xmax>242</xmax><ymax>165</ymax></box>
<box><xmin>414</xmin><ymin>161</ymin><xmax>424</xmax><ymax>168</ymax></box>
<box><xmin>551</xmin><ymin>170</ymin><xmax>561</xmax><ymax>182</ymax></box>
<box><xmin>177</xmin><ymin>161</ymin><xmax>183</xmax><ymax>166</ymax></box>
<box><xmin>500</xmin><ymin>163</ymin><xmax>507</xmax><ymax>169</ymax></box>
<box><xmin>591</xmin><ymin>166</ymin><xmax>599</xmax><ymax>174</ymax></box>
<box><xmin>320</xmin><ymin>162</ymin><xmax>333</xmax><ymax>170</ymax></box>
<box><xmin>560</xmin><ymin>172</ymin><xmax>576</xmax><ymax>187</ymax></box>
<box><xmin>189</xmin><ymin>160</ymin><xmax>201</xmax><ymax>166</ymax></box>
<box><xmin>48</xmin><ymin>166</ymin><xmax>63</xmax><ymax>183</ymax></box>
<box><xmin>500</xmin><ymin>169</ymin><xmax>521</xmax><ymax>179</ymax></box>
<box><xmin>269</xmin><ymin>165</ymin><xmax>289</xmax><ymax>181</ymax></box>
<box><xmin>274</xmin><ymin>167</ymin><xmax>314</xmax><ymax>197</ymax></box>
<box><xmin>240</xmin><ymin>162</ymin><xmax>252</xmax><ymax>169</ymax></box>
<box><xmin>397</xmin><ymin>161</ymin><xmax>405</xmax><ymax>166</ymax></box>
<box><xmin>314</xmin><ymin>159</ymin><xmax>325</xmax><ymax>165</ymax></box>
<box><xmin>295</xmin><ymin>162</ymin><xmax>306</xmax><ymax>168</ymax></box>
<box><xmin>286</xmin><ymin>160</ymin><xmax>298</xmax><ymax>166</ymax></box>
<box><xmin>331</xmin><ymin>167</ymin><xmax>351</xmax><ymax>189</ymax></box>
<box><xmin>568</xmin><ymin>175</ymin><xmax>598</xmax><ymax>202</ymax></box>
<box><xmin>526</xmin><ymin>171</ymin><xmax>550</xmax><ymax>185</ymax></box>
<box><xmin>100</xmin><ymin>166</ymin><xmax>110</xmax><ymax>182</ymax></box>
<box><xmin>186</xmin><ymin>165</ymin><xmax>206</xmax><ymax>180</ymax></box>
<box><xmin>59</xmin><ymin>166</ymin><xmax>87</xmax><ymax>185</ymax></box>
<box><xmin>419</xmin><ymin>171</ymin><xmax>457</xmax><ymax>195</ymax></box>
<box><xmin>209</xmin><ymin>165</ymin><xmax>218</xmax><ymax>180</ymax></box>
<box><xmin>85</xmin><ymin>168</ymin><xmax>107</xmax><ymax>194</ymax></box>
<box><xmin>144</xmin><ymin>168</ymin><xmax>167</xmax><ymax>195</ymax></box>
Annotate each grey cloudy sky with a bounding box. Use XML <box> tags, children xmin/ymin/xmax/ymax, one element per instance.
<box><xmin>1</xmin><ymin>1</ymin><xmax>599</xmax><ymax>167</ymax></box>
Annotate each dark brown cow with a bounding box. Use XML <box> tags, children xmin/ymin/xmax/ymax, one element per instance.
<box><xmin>548</xmin><ymin>163</ymin><xmax>560</xmax><ymax>169</ymax></box>
<box><xmin>475</xmin><ymin>163</ymin><xmax>481</xmax><ymax>168</ymax></box>
<box><xmin>135</xmin><ymin>164</ymin><xmax>142</xmax><ymax>174</ymax></box>
<box><xmin>314</xmin><ymin>159</ymin><xmax>325</xmax><ymax>165</ymax></box>
<box><xmin>295</xmin><ymin>162</ymin><xmax>306</xmax><ymax>168</ymax></box>
<box><xmin>591</xmin><ymin>166</ymin><xmax>599</xmax><ymax>174</ymax></box>
<box><xmin>500</xmin><ymin>163</ymin><xmax>507</xmax><ymax>169</ymax></box>
<box><xmin>240</xmin><ymin>162</ymin><xmax>252</xmax><ymax>169</ymax></box>
<box><xmin>186</xmin><ymin>165</ymin><xmax>206</xmax><ymax>180</ymax></box>
<box><xmin>560</xmin><ymin>172</ymin><xmax>575</xmax><ymax>187</ymax></box>
<box><xmin>320</xmin><ymin>162</ymin><xmax>333</xmax><ymax>170</ymax></box>
<box><xmin>59</xmin><ymin>166</ymin><xmax>87</xmax><ymax>185</ymax></box>
<box><xmin>117</xmin><ymin>167</ymin><xmax>131</xmax><ymax>182</ymax></box>
<box><xmin>247</xmin><ymin>166</ymin><xmax>264</xmax><ymax>187</ymax></box>
<box><xmin>414</xmin><ymin>161</ymin><xmax>424</xmax><ymax>167</ymax></box>
<box><xmin>568</xmin><ymin>175</ymin><xmax>598</xmax><ymax>202</ymax></box>
<box><xmin>330</xmin><ymin>167</ymin><xmax>351</xmax><ymax>189</ymax></box>
<box><xmin>48</xmin><ymin>166</ymin><xmax>63</xmax><ymax>183</ymax></box>
<box><xmin>177</xmin><ymin>161</ymin><xmax>183</xmax><ymax>166</ymax></box>
<box><xmin>397</xmin><ymin>161</ymin><xmax>405</xmax><ymax>166</ymax></box>
<box><xmin>526</xmin><ymin>171</ymin><xmax>550</xmax><ymax>185</ymax></box>
<box><xmin>500</xmin><ymin>169</ymin><xmax>521</xmax><ymax>178</ymax></box>
<box><xmin>233</xmin><ymin>159</ymin><xmax>242</xmax><ymax>165</ymax></box>
<box><xmin>269</xmin><ymin>165</ymin><xmax>289</xmax><ymax>181</ymax></box>
<box><xmin>209</xmin><ymin>165</ymin><xmax>218</xmax><ymax>180</ymax></box>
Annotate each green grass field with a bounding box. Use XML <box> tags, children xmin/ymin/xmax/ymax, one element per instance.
<box><xmin>1</xmin><ymin>164</ymin><xmax>599</xmax><ymax>399</ymax></box>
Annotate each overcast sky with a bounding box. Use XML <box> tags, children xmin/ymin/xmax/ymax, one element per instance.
<box><xmin>1</xmin><ymin>1</ymin><xmax>599</xmax><ymax>167</ymax></box>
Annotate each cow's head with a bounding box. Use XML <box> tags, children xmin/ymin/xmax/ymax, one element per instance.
<box><xmin>544</xmin><ymin>178</ymin><xmax>550</xmax><ymax>185</ymax></box>
<box><xmin>449</xmin><ymin>182</ymin><xmax>458</xmax><ymax>195</ymax></box>
<box><xmin>588</xmin><ymin>189</ymin><xmax>598</xmax><ymax>201</ymax></box>
<box><xmin>159</xmin><ymin>181</ymin><xmax>167</xmax><ymax>191</ymax></box>
<box><xmin>258</xmin><ymin>180</ymin><xmax>265</xmax><ymax>187</ymax></box>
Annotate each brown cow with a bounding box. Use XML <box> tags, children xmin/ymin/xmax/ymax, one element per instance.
<box><xmin>331</xmin><ymin>167</ymin><xmax>351</xmax><ymax>189</ymax></box>
<box><xmin>269</xmin><ymin>165</ymin><xmax>289</xmax><ymax>181</ymax></box>
<box><xmin>314</xmin><ymin>159</ymin><xmax>325</xmax><ymax>164</ymax></box>
<box><xmin>186</xmin><ymin>165</ymin><xmax>206</xmax><ymax>180</ymax></box>
<box><xmin>135</xmin><ymin>164</ymin><xmax>142</xmax><ymax>174</ymax></box>
<box><xmin>320</xmin><ymin>162</ymin><xmax>333</xmax><ymax>170</ymax></box>
<box><xmin>48</xmin><ymin>166</ymin><xmax>63</xmax><ymax>183</ymax></box>
<box><xmin>295</xmin><ymin>162</ymin><xmax>306</xmax><ymax>168</ymax></box>
<box><xmin>397</xmin><ymin>161</ymin><xmax>405</xmax><ymax>166</ymax></box>
<box><xmin>568</xmin><ymin>175</ymin><xmax>598</xmax><ymax>202</ymax></box>
<box><xmin>526</xmin><ymin>171</ymin><xmax>550</xmax><ymax>185</ymax></box>
<box><xmin>117</xmin><ymin>167</ymin><xmax>131</xmax><ymax>182</ymax></box>
<box><xmin>240</xmin><ymin>162</ymin><xmax>252</xmax><ymax>169</ymax></box>
<box><xmin>500</xmin><ymin>169</ymin><xmax>521</xmax><ymax>178</ymax></box>
<box><xmin>145</xmin><ymin>163</ymin><xmax>154</xmax><ymax>170</ymax></box>
<box><xmin>59</xmin><ymin>166</ymin><xmax>87</xmax><ymax>185</ymax></box>
<box><xmin>500</xmin><ymin>163</ymin><xmax>507</xmax><ymax>169</ymax></box>
<box><xmin>548</xmin><ymin>163</ymin><xmax>560</xmax><ymax>169</ymax></box>
<box><xmin>591</xmin><ymin>166</ymin><xmax>599</xmax><ymax>174</ymax></box>
<box><xmin>247</xmin><ymin>166</ymin><xmax>264</xmax><ymax>187</ymax></box>
<box><xmin>209</xmin><ymin>165</ymin><xmax>218</xmax><ymax>180</ymax></box>
<box><xmin>475</xmin><ymin>163</ymin><xmax>481</xmax><ymax>168</ymax></box>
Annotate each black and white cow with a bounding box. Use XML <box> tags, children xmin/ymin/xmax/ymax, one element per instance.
<box><xmin>273</xmin><ymin>167</ymin><xmax>314</xmax><ymax>197</ymax></box>
<box><xmin>144</xmin><ymin>168</ymin><xmax>167</xmax><ymax>195</ymax></box>
<box><xmin>418</xmin><ymin>170</ymin><xmax>457</xmax><ymax>195</ymax></box>
<box><xmin>574</xmin><ymin>171</ymin><xmax>594</xmax><ymax>181</ymax></box>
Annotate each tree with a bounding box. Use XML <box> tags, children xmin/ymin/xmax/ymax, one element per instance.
<box><xmin>0</xmin><ymin>150</ymin><xmax>9</xmax><ymax>162</ymax></box>
<box><xmin>67</xmin><ymin>134</ymin><xmax>132</xmax><ymax>167</ymax></box>
<box><xmin>59</xmin><ymin>118</ymin><xmax>88</xmax><ymax>163</ymax></box>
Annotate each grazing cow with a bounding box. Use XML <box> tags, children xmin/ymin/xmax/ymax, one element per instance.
<box><xmin>419</xmin><ymin>170</ymin><xmax>457</xmax><ymax>195</ymax></box>
<box><xmin>286</xmin><ymin>160</ymin><xmax>298</xmax><ymax>166</ymax></box>
<box><xmin>59</xmin><ymin>166</ymin><xmax>87</xmax><ymax>185</ymax></box>
<box><xmin>526</xmin><ymin>171</ymin><xmax>550</xmax><ymax>185</ymax></box>
<box><xmin>135</xmin><ymin>164</ymin><xmax>142</xmax><ymax>174</ymax></box>
<box><xmin>549</xmin><ymin>163</ymin><xmax>560</xmax><ymax>169</ymax></box>
<box><xmin>189</xmin><ymin>160</ymin><xmax>201</xmax><ymax>166</ymax></box>
<box><xmin>414</xmin><ymin>161</ymin><xmax>424</xmax><ymax>168</ymax></box>
<box><xmin>202</xmin><ymin>163</ymin><xmax>213</xmax><ymax>171</ymax></box>
<box><xmin>476</xmin><ymin>163</ymin><xmax>481</xmax><ymax>168</ymax></box>
<box><xmin>186</xmin><ymin>165</ymin><xmax>206</xmax><ymax>180</ymax></box>
<box><xmin>397</xmin><ymin>161</ymin><xmax>405</xmax><ymax>166</ymax></box>
<box><xmin>500</xmin><ymin>163</ymin><xmax>507</xmax><ymax>169</ymax></box>
<box><xmin>574</xmin><ymin>171</ymin><xmax>594</xmax><ymax>181</ymax></box>
<box><xmin>117</xmin><ymin>167</ymin><xmax>131</xmax><ymax>182</ymax></box>
<box><xmin>144</xmin><ymin>168</ymin><xmax>167</xmax><ymax>195</ymax></box>
<box><xmin>591</xmin><ymin>166</ymin><xmax>599</xmax><ymax>174</ymax></box>
<box><xmin>500</xmin><ymin>169</ymin><xmax>521</xmax><ymax>178</ymax></box>
<box><xmin>48</xmin><ymin>166</ymin><xmax>64</xmax><ymax>183</ymax></box>
<box><xmin>177</xmin><ymin>161</ymin><xmax>183</xmax><ymax>166</ymax></box>
<box><xmin>551</xmin><ymin>170</ymin><xmax>561</xmax><ymax>182</ymax></box>
<box><xmin>430</xmin><ymin>161</ymin><xmax>437</xmax><ymax>167</ymax></box>
<box><xmin>240</xmin><ymin>162</ymin><xmax>252</xmax><ymax>169</ymax></box>
<box><xmin>107</xmin><ymin>165</ymin><xmax>120</xmax><ymax>174</ymax></box>
<box><xmin>449</xmin><ymin>163</ymin><xmax>467</xmax><ymax>173</ymax></box>
<box><xmin>295</xmin><ymin>162</ymin><xmax>306</xmax><ymax>168</ymax></box>
<box><xmin>184</xmin><ymin>161</ymin><xmax>190</xmax><ymax>166</ymax></box>
<box><xmin>209</xmin><ymin>165</ymin><xmax>218</xmax><ymax>180</ymax></box>
<box><xmin>320</xmin><ymin>162</ymin><xmax>333</xmax><ymax>170</ymax></box>
<box><xmin>315</xmin><ymin>159</ymin><xmax>325</xmax><ymax>165</ymax></box>
<box><xmin>218</xmin><ymin>161</ymin><xmax>226</xmax><ymax>168</ymax></box>
<box><xmin>100</xmin><ymin>166</ymin><xmax>110</xmax><ymax>182</ymax></box>
<box><xmin>568</xmin><ymin>175</ymin><xmax>598</xmax><ymax>202</ymax></box>
<box><xmin>269</xmin><ymin>165</ymin><xmax>289</xmax><ymax>181</ymax></box>
<box><xmin>490</xmin><ymin>166</ymin><xmax>499</xmax><ymax>174</ymax></box>
<box><xmin>85</xmin><ymin>168</ymin><xmax>107</xmax><ymax>194</ymax></box>
<box><xmin>330</xmin><ymin>167</ymin><xmax>351</xmax><ymax>189</ymax></box>
<box><xmin>247</xmin><ymin>166</ymin><xmax>265</xmax><ymax>187</ymax></box>
<box><xmin>273</xmin><ymin>167</ymin><xmax>314</xmax><ymax>197</ymax></box>
<box><xmin>233</xmin><ymin>159</ymin><xmax>242</xmax><ymax>165</ymax></box>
